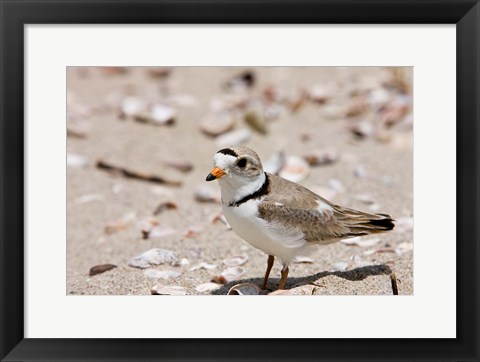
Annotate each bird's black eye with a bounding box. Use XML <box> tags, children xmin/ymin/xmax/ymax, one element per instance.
<box><xmin>236</xmin><ymin>158</ymin><xmax>247</xmax><ymax>168</ymax></box>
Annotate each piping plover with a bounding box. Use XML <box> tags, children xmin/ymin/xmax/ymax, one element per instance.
<box><xmin>206</xmin><ymin>146</ymin><xmax>394</xmax><ymax>290</ymax></box>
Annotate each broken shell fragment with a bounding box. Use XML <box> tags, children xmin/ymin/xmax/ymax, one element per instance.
<box><xmin>341</xmin><ymin>237</ymin><xmax>381</xmax><ymax>247</ymax></box>
<box><xmin>67</xmin><ymin>153</ymin><xmax>88</xmax><ymax>168</ymax></box>
<box><xmin>152</xmin><ymin>201</ymin><xmax>178</xmax><ymax>216</ymax></box>
<box><xmin>279</xmin><ymin>156</ymin><xmax>310</xmax><ymax>183</ymax></box>
<box><xmin>120</xmin><ymin>96</ymin><xmax>147</xmax><ymax>118</ymax></box>
<box><xmin>194</xmin><ymin>184</ymin><xmax>221</xmax><ymax>203</ymax></box>
<box><xmin>293</xmin><ymin>255</ymin><xmax>314</xmax><ymax>264</ymax></box>
<box><xmin>307</xmin><ymin>84</ymin><xmax>332</xmax><ymax>104</ymax></box>
<box><xmin>304</xmin><ymin>149</ymin><xmax>339</xmax><ymax>166</ymax></box>
<box><xmin>128</xmin><ymin>248</ymin><xmax>180</xmax><ymax>269</ymax></box>
<box><xmin>199</xmin><ymin>112</ymin><xmax>236</xmax><ymax>136</ymax></box>
<box><xmin>221</xmin><ymin>267</ymin><xmax>245</xmax><ymax>280</ymax></box>
<box><xmin>195</xmin><ymin>282</ymin><xmax>222</xmax><ymax>293</ymax></box>
<box><xmin>89</xmin><ymin>264</ymin><xmax>117</xmax><ymax>276</ymax></box>
<box><xmin>263</xmin><ymin>151</ymin><xmax>286</xmax><ymax>175</ymax></box>
<box><xmin>223</xmin><ymin>254</ymin><xmax>249</xmax><ymax>267</ymax></box>
<box><xmin>227</xmin><ymin>283</ymin><xmax>260</xmax><ymax>295</ymax></box>
<box><xmin>151</xmin><ymin>284</ymin><xmax>188</xmax><ymax>296</ymax></box>
<box><xmin>348</xmin><ymin>120</ymin><xmax>374</xmax><ymax>139</ymax></box>
<box><xmin>224</xmin><ymin>70</ymin><xmax>256</xmax><ymax>91</ymax></box>
<box><xmin>215</xmin><ymin>128</ymin><xmax>251</xmax><ymax>147</ymax></box>
<box><xmin>149</xmin><ymin>104</ymin><xmax>176</xmax><ymax>125</ymax></box>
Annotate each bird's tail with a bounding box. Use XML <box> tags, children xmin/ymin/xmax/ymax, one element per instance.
<box><xmin>335</xmin><ymin>206</ymin><xmax>395</xmax><ymax>235</ymax></box>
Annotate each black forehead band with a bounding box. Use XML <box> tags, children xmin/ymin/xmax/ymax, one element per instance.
<box><xmin>217</xmin><ymin>148</ymin><xmax>238</xmax><ymax>157</ymax></box>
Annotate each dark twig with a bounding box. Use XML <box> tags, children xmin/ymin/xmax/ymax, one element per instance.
<box><xmin>390</xmin><ymin>272</ymin><xmax>399</xmax><ymax>295</ymax></box>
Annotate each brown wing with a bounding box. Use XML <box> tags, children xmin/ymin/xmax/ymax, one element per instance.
<box><xmin>258</xmin><ymin>174</ymin><xmax>394</xmax><ymax>243</ymax></box>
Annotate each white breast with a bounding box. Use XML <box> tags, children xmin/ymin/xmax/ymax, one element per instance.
<box><xmin>222</xmin><ymin>199</ymin><xmax>307</xmax><ymax>265</ymax></box>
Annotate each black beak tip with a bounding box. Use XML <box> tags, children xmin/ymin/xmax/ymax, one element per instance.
<box><xmin>206</xmin><ymin>173</ymin><xmax>216</xmax><ymax>182</ymax></box>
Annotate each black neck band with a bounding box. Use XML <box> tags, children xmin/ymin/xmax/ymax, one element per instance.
<box><xmin>228</xmin><ymin>173</ymin><xmax>270</xmax><ymax>207</ymax></box>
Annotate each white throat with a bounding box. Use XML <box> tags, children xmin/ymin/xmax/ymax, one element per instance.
<box><xmin>219</xmin><ymin>172</ymin><xmax>266</xmax><ymax>206</ymax></box>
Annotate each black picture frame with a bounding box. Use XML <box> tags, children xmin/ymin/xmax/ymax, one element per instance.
<box><xmin>1</xmin><ymin>1</ymin><xmax>479</xmax><ymax>361</ymax></box>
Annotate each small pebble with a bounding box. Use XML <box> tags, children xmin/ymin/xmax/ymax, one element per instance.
<box><xmin>89</xmin><ymin>264</ymin><xmax>117</xmax><ymax>276</ymax></box>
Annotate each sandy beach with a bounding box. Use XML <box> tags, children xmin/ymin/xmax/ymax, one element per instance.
<box><xmin>67</xmin><ymin>67</ymin><xmax>413</xmax><ymax>295</ymax></box>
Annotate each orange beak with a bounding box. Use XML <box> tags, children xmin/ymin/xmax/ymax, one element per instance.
<box><xmin>206</xmin><ymin>167</ymin><xmax>225</xmax><ymax>181</ymax></box>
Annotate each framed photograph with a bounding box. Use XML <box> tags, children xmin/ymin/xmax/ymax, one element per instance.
<box><xmin>1</xmin><ymin>1</ymin><xmax>479</xmax><ymax>361</ymax></box>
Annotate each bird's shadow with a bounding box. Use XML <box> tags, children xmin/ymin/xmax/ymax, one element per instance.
<box><xmin>211</xmin><ymin>264</ymin><xmax>392</xmax><ymax>295</ymax></box>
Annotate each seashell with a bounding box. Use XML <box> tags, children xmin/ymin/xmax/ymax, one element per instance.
<box><xmin>368</xmin><ymin>88</ymin><xmax>391</xmax><ymax>108</ymax></box>
<box><xmin>104</xmin><ymin>221</ymin><xmax>129</xmax><ymax>235</ymax></box>
<box><xmin>244</xmin><ymin>104</ymin><xmax>267</xmax><ymax>135</ymax></box>
<box><xmin>138</xmin><ymin>218</ymin><xmax>175</xmax><ymax>239</ymax></box>
<box><xmin>151</xmin><ymin>284</ymin><xmax>188</xmax><ymax>296</ymax></box>
<box><xmin>331</xmin><ymin>261</ymin><xmax>349</xmax><ymax>272</ymax></box>
<box><xmin>368</xmin><ymin>203</ymin><xmax>381</xmax><ymax>212</ymax></box>
<box><xmin>348</xmin><ymin>120</ymin><xmax>374</xmax><ymax>139</ymax></box>
<box><xmin>152</xmin><ymin>201</ymin><xmax>178</xmax><ymax>216</ymax></box>
<box><xmin>120</xmin><ymin>96</ymin><xmax>147</xmax><ymax>118</ymax></box>
<box><xmin>227</xmin><ymin>283</ymin><xmax>260</xmax><ymax>295</ymax></box>
<box><xmin>224</xmin><ymin>70</ymin><xmax>255</xmax><ymax>91</ymax></box>
<box><xmin>195</xmin><ymin>282</ymin><xmax>222</xmax><ymax>293</ymax></box>
<box><xmin>304</xmin><ymin>149</ymin><xmax>339</xmax><ymax>166</ymax></box>
<box><xmin>293</xmin><ymin>255</ymin><xmax>314</xmax><ymax>264</ymax></box>
<box><xmin>307</xmin><ymin>84</ymin><xmax>332</xmax><ymax>104</ymax></box>
<box><xmin>105</xmin><ymin>212</ymin><xmax>136</xmax><ymax>235</ymax></box>
<box><xmin>148</xmin><ymin>226</ymin><xmax>176</xmax><ymax>239</ymax></box>
<box><xmin>67</xmin><ymin>153</ymin><xmax>88</xmax><ymax>168</ymax></box>
<box><xmin>144</xmin><ymin>269</ymin><xmax>181</xmax><ymax>279</ymax></box>
<box><xmin>89</xmin><ymin>264</ymin><xmax>117</xmax><ymax>276</ymax></box>
<box><xmin>150</xmin><ymin>104</ymin><xmax>176</xmax><ymax>125</ymax></box>
<box><xmin>215</xmin><ymin>128</ymin><xmax>251</xmax><ymax>147</ymax></box>
<box><xmin>128</xmin><ymin>248</ymin><xmax>180</xmax><ymax>269</ymax></box>
<box><xmin>209</xmin><ymin>211</ymin><xmax>232</xmax><ymax>229</ymax></box>
<box><xmin>223</xmin><ymin>254</ymin><xmax>249</xmax><ymax>267</ymax></box>
<box><xmin>221</xmin><ymin>266</ymin><xmax>245</xmax><ymax>280</ymax></box>
<box><xmin>341</xmin><ymin>236</ymin><xmax>381</xmax><ymax>247</ymax></box>
<box><xmin>194</xmin><ymin>184</ymin><xmax>221</xmax><ymax>203</ymax></box>
<box><xmin>199</xmin><ymin>112</ymin><xmax>236</xmax><ymax>136</ymax></box>
<box><xmin>263</xmin><ymin>151</ymin><xmax>286</xmax><ymax>175</ymax></box>
<box><xmin>279</xmin><ymin>156</ymin><xmax>310</xmax><ymax>183</ymax></box>
<box><xmin>190</xmin><ymin>262</ymin><xmax>217</xmax><ymax>271</ymax></box>
<box><xmin>180</xmin><ymin>258</ymin><xmax>190</xmax><ymax>266</ymax></box>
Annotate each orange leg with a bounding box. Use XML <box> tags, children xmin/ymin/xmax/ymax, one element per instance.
<box><xmin>278</xmin><ymin>266</ymin><xmax>289</xmax><ymax>290</ymax></box>
<box><xmin>261</xmin><ymin>255</ymin><xmax>275</xmax><ymax>289</ymax></box>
